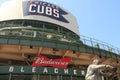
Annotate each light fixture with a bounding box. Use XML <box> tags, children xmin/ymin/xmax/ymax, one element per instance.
<box><xmin>116</xmin><ymin>60</ymin><xmax>119</xmax><ymax>63</ymax></box>
<box><xmin>99</xmin><ymin>55</ymin><xmax>102</xmax><ymax>58</ymax></box>
<box><xmin>30</xmin><ymin>45</ymin><xmax>33</xmax><ymax>49</ymax></box>
<box><xmin>53</xmin><ymin>48</ymin><xmax>58</xmax><ymax>54</ymax></box>
<box><xmin>73</xmin><ymin>50</ymin><xmax>76</xmax><ymax>54</ymax></box>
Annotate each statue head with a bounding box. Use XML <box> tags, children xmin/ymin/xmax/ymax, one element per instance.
<box><xmin>92</xmin><ymin>59</ymin><xmax>100</xmax><ymax>65</ymax></box>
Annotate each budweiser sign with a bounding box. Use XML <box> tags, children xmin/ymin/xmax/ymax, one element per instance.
<box><xmin>32</xmin><ymin>55</ymin><xmax>71</xmax><ymax>68</ymax></box>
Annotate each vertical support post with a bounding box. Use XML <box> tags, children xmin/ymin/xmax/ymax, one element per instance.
<box><xmin>57</xmin><ymin>75</ymin><xmax>59</xmax><ymax>80</ymax></box>
<box><xmin>71</xmin><ymin>76</ymin><xmax>72</xmax><ymax>80</ymax></box>
<box><xmin>38</xmin><ymin>74</ymin><xmax>39</xmax><ymax>80</ymax></box>
<box><xmin>9</xmin><ymin>73</ymin><xmax>12</xmax><ymax>80</ymax></box>
<box><xmin>49</xmin><ymin>75</ymin><xmax>51</xmax><ymax>80</ymax></box>
<box><xmin>60</xmin><ymin>75</ymin><xmax>62</xmax><ymax>80</ymax></box>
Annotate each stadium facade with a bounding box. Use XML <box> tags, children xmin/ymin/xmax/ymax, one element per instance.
<box><xmin>0</xmin><ymin>0</ymin><xmax>120</xmax><ymax>80</ymax></box>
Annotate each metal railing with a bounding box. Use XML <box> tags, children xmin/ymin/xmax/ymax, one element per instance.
<box><xmin>80</xmin><ymin>35</ymin><xmax>120</xmax><ymax>55</ymax></box>
<box><xmin>0</xmin><ymin>29</ymin><xmax>120</xmax><ymax>55</ymax></box>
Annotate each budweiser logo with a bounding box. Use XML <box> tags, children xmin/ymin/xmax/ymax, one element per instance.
<box><xmin>32</xmin><ymin>55</ymin><xmax>71</xmax><ymax>68</ymax></box>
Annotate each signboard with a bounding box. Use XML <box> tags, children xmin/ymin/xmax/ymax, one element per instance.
<box><xmin>32</xmin><ymin>55</ymin><xmax>71</xmax><ymax>68</ymax></box>
<box><xmin>0</xmin><ymin>66</ymin><xmax>86</xmax><ymax>76</ymax></box>
<box><xmin>0</xmin><ymin>0</ymin><xmax>80</xmax><ymax>36</ymax></box>
<box><xmin>28</xmin><ymin>1</ymin><xmax>69</xmax><ymax>23</ymax></box>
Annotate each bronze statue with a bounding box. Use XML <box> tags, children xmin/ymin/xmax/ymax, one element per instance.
<box><xmin>85</xmin><ymin>59</ymin><xmax>112</xmax><ymax>80</ymax></box>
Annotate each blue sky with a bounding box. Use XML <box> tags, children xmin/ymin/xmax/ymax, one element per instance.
<box><xmin>0</xmin><ymin>0</ymin><xmax>120</xmax><ymax>49</ymax></box>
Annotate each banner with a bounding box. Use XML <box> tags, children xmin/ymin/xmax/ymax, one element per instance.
<box><xmin>28</xmin><ymin>1</ymin><xmax>69</xmax><ymax>23</ymax></box>
<box><xmin>0</xmin><ymin>66</ymin><xmax>86</xmax><ymax>76</ymax></box>
<box><xmin>32</xmin><ymin>55</ymin><xmax>71</xmax><ymax>68</ymax></box>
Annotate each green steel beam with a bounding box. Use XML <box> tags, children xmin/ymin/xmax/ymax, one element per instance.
<box><xmin>0</xmin><ymin>35</ymin><xmax>119</xmax><ymax>60</ymax></box>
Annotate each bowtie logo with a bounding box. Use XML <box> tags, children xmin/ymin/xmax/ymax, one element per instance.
<box><xmin>32</xmin><ymin>55</ymin><xmax>71</xmax><ymax>68</ymax></box>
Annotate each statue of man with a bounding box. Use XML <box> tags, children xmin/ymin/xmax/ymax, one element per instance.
<box><xmin>85</xmin><ymin>59</ymin><xmax>112</xmax><ymax>80</ymax></box>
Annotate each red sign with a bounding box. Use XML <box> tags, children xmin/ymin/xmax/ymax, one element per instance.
<box><xmin>32</xmin><ymin>55</ymin><xmax>71</xmax><ymax>68</ymax></box>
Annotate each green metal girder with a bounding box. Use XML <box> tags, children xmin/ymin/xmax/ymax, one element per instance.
<box><xmin>0</xmin><ymin>36</ymin><xmax>119</xmax><ymax>60</ymax></box>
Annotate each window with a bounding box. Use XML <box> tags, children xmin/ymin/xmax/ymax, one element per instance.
<box><xmin>39</xmin><ymin>74</ymin><xmax>49</xmax><ymax>80</ymax></box>
<box><xmin>11</xmin><ymin>74</ymin><xmax>36</xmax><ymax>80</ymax></box>
<box><xmin>0</xmin><ymin>75</ymin><xmax>9</xmax><ymax>80</ymax></box>
<box><xmin>62</xmin><ymin>76</ymin><xmax>71</xmax><ymax>80</ymax></box>
<box><xmin>51</xmin><ymin>75</ymin><xmax>60</xmax><ymax>80</ymax></box>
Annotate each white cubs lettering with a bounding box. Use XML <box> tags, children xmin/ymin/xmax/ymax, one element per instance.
<box><xmin>29</xmin><ymin>4</ymin><xmax>60</xmax><ymax>18</ymax></box>
<box><xmin>46</xmin><ymin>7</ymin><xmax>52</xmax><ymax>16</ymax></box>
<box><xmin>29</xmin><ymin>4</ymin><xmax>36</xmax><ymax>13</ymax></box>
<box><xmin>53</xmin><ymin>9</ymin><xmax>59</xmax><ymax>18</ymax></box>
<box><xmin>37</xmin><ymin>5</ymin><xmax>44</xmax><ymax>14</ymax></box>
